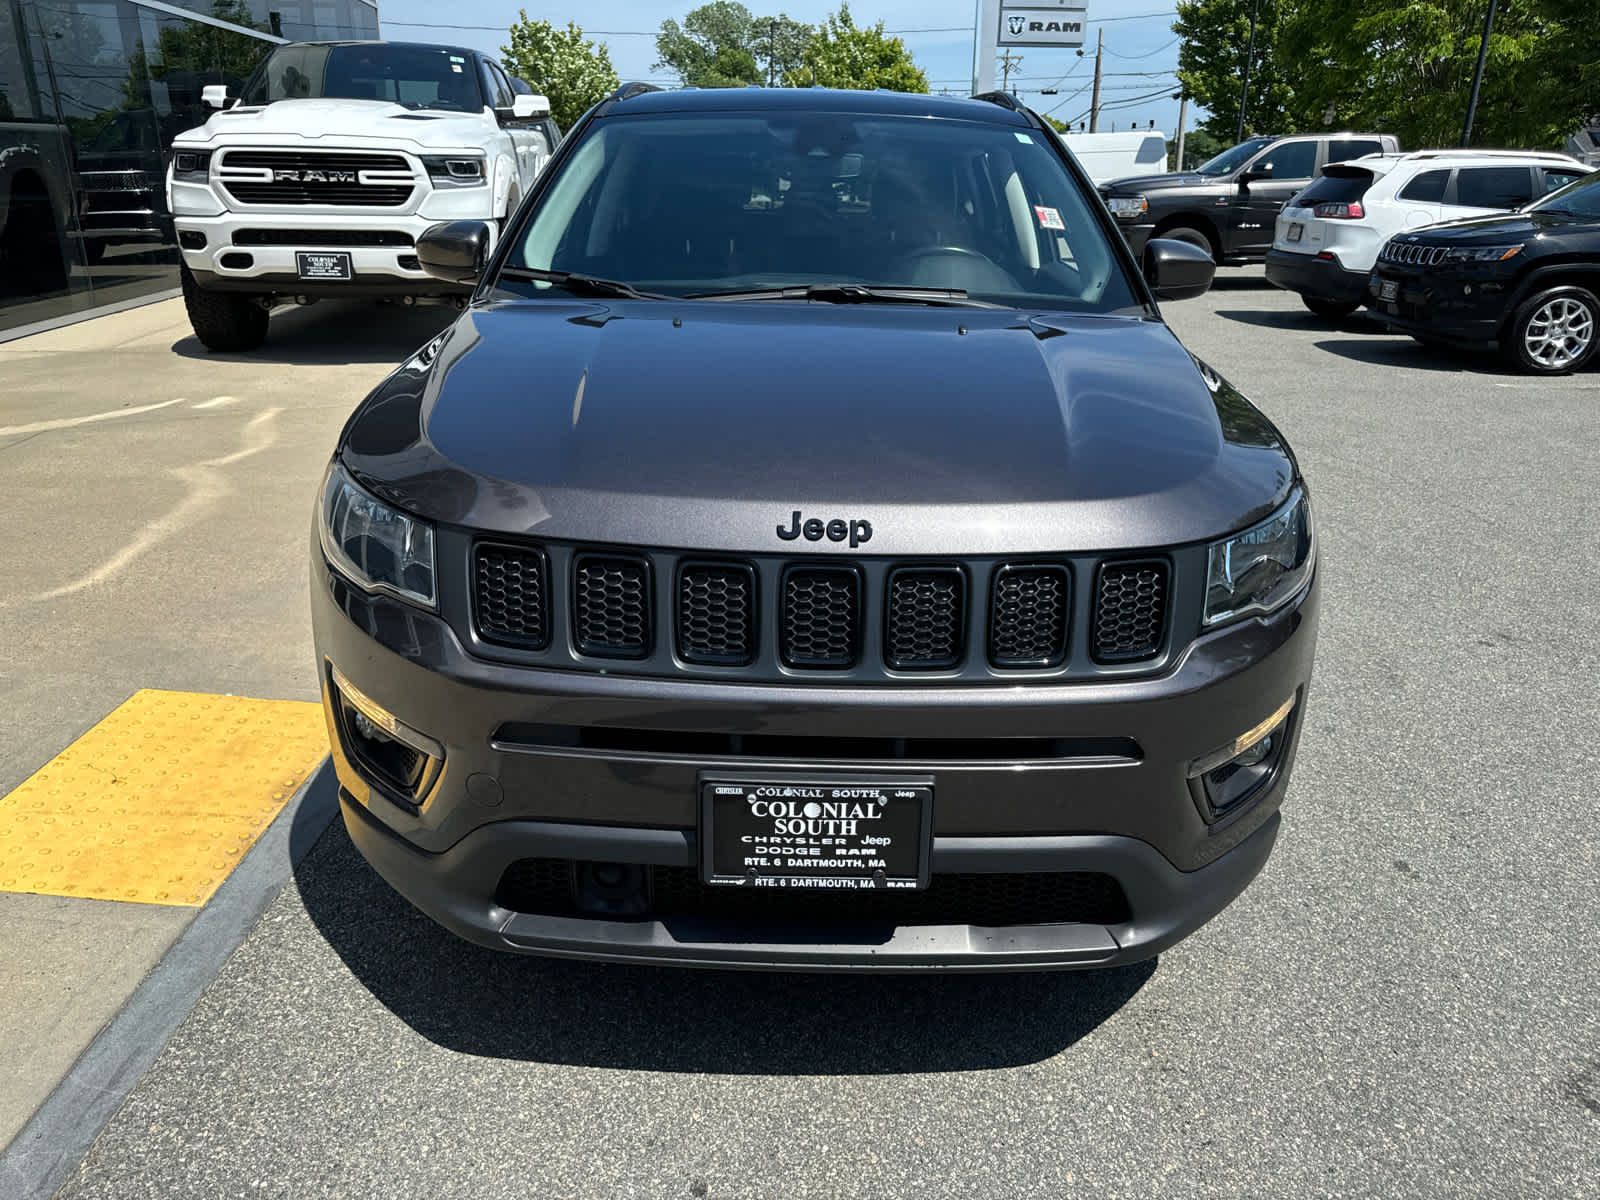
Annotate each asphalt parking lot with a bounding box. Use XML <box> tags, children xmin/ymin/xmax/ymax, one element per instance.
<box><xmin>4</xmin><ymin>277</ymin><xmax>1598</xmax><ymax>1198</ymax></box>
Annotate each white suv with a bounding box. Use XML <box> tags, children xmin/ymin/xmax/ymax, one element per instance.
<box><xmin>169</xmin><ymin>41</ymin><xmax>557</xmax><ymax>351</ymax></box>
<box><xmin>1264</xmin><ymin>150</ymin><xmax>1590</xmax><ymax>318</ymax></box>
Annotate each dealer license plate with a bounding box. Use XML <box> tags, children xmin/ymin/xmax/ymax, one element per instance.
<box><xmin>1379</xmin><ymin>279</ymin><xmax>1399</xmax><ymax>302</ymax></box>
<box><xmin>700</xmin><ymin>775</ymin><xmax>933</xmax><ymax>891</ymax></box>
<box><xmin>296</xmin><ymin>250</ymin><xmax>352</xmax><ymax>281</ymax></box>
<box><xmin>1286</xmin><ymin>222</ymin><xmax>1303</xmax><ymax>243</ymax></box>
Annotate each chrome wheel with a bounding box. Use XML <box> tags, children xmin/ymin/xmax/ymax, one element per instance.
<box><xmin>1523</xmin><ymin>296</ymin><xmax>1595</xmax><ymax>370</ymax></box>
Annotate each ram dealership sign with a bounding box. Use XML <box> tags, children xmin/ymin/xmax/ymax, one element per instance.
<box><xmin>999</xmin><ymin>3</ymin><xmax>1087</xmax><ymax>48</ymax></box>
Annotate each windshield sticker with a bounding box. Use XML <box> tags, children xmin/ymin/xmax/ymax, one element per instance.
<box><xmin>449</xmin><ymin>55</ymin><xmax>465</xmax><ymax>62</ymax></box>
<box><xmin>1034</xmin><ymin>206</ymin><xmax>1066</xmax><ymax>231</ymax></box>
<box><xmin>451</xmin><ymin>63</ymin><xmax>463</xmax><ymax>72</ymax></box>
<box><xmin>1014</xmin><ymin>132</ymin><xmax>1034</xmax><ymax>144</ymax></box>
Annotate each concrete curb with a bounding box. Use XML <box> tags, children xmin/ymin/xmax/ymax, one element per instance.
<box><xmin>0</xmin><ymin>759</ymin><xmax>338</xmax><ymax>1199</ymax></box>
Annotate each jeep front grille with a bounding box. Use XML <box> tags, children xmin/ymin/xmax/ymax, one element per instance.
<box><xmin>466</xmin><ymin>541</ymin><xmax>1177</xmax><ymax>681</ymax></box>
<box><xmin>989</xmin><ymin>565</ymin><xmax>1070</xmax><ymax>667</ymax></box>
<box><xmin>885</xmin><ymin>567</ymin><xmax>964</xmax><ymax>669</ymax></box>
<box><xmin>574</xmin><ymin>554</ymin><xmax>651</xmax><ymax>658</ymax></box>
<box><xmin>781</xmin><ymin>566</ymin><xmax>861</xmax><ymax>668</ymax></box>
<box><xmin>1378</xmin><ymin>242</ymin><xmax>1447</xmax><ymax>267</ymax></box>
<box><xmin>678</xmin><ymin>562</ymin><xmax>756</xmax><ymax>666</ymax></box>
<box><xmin>1092</xmin><ymin>560</ymin><xmax>1169</xmax><ymax>662</ymax></box>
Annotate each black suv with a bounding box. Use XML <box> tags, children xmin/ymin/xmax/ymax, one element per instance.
<box><xmin>311</xmin><ymin>85</ymin><xmax>1320</xmax><ymax>971</ymax></box>
<box><xmin>1367</xmin><ymin>168</ymin><xmax>1600</xmax><ymax>373</ymax></box>
<box><xmin>1100</xmin><ymin>132</ymin><xmax>1400</xmax><ymax>263</ymax></box>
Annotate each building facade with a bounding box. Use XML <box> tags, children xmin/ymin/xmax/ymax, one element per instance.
<box><xmin>0</xmin><ymin>0</ymin><xmax>380</xmax><ymax>333</ymax></box>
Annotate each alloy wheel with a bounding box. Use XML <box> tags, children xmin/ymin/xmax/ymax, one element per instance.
<box><xmin>1523</xmin><ymin>296</ymin><xmax>1595</xmax><ymax>370</ymax></box>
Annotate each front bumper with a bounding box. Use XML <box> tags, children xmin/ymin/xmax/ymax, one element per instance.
<box><xmin>1115</xmin><ymin>221</ymin><xmax>1155</xmax><ymax>257</ymax></box>
<box><xmin>312</xmin><ymin>552</ymin><xmax>1319</xmax><ymax>971</ymax></box>
<box><xmin>1265</xmin><ymin>248</ymin><xmax>1369</xmax><ymax>304</ymax></box>
<box><xmin>1364</xmin><ymin>265</ymin><xmax>1512</xmax><ymax>346</ymax></box>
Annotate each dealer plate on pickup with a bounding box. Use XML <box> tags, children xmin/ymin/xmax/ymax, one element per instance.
<box><xmin>296</xmin><ymin>251</ymin><xmax>352</xmax><ymax>281</ymax></box>
<box><xmin>700</xmin><ymin>775</ymin><xmax>933</xmax><ymax>891</ymax></box>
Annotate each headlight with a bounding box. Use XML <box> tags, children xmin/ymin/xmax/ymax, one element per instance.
<box><xmin>1105</xmin><ymin>195</ymin><xmax>1148</xmax><ymax>220</ymax></box>
<box><xmin>1204</xmin><ymin>488</ymin><xmax>1314</xmax><ymax>626</ymax></box>
<box><xmin>1442</xmin><ymin>245</ymin><xmax>1523</xmax><ymax>263</ymax></box>
<box><xmin>172</xmin><ymin>150</ymin><xmax>212</xmax><ymax>180</ymax></box>
<box><xmin>422</xmin><ymin>155</ymin><xmax>488</xmax><ymax>187</ymax></box>
<box><xmin>318</xmin><ymin>463</ymin><xmax>436</xmax><ymax>608</ymax></box>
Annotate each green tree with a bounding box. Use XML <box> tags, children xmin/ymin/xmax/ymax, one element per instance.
<box><xmin>1172</xmin><ymin>127</ymin><xmax>1226</xmax><ymax>170</ymax></box>
<box><xmin>655</xmin><ymin>2</ymin><xmax>762</xmax><ymax>88</ymax></box>
<box><xmin>783</xmin><ymin>4</ymin><xmax>928</xmax><ymax>92</ymax></box>
<box><xmin>1281</xmin><ymin>0</ymin><xmax>1592</xmax><ymax>149</ymax></box>
<box><xmin>1174</xmin><ymin>0</ymin><xmax>1303</xmax><ymax>141</ymax></box>
<box><xmin>753</xmin><ymin>14</ymin><xmax>813</xmax><ymax>86</ymax></box>
<box><xmin>501</xmin><ymin>12</ymin><xmax>620</xmax><ymax>129</ymax></box>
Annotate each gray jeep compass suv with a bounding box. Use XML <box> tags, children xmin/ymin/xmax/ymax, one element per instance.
<box><xmin>311</xmin><ymin>85</ymin><xmax>1320</xmax><ymax>971</ymax></box>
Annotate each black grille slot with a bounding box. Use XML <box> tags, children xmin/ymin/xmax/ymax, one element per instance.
<box><xmin>496</xmin><ymin>859</ymin><xmax>1131</xmax><ymax>927</ymax></box>
<box><xmin>222</xmin><ymin>183</ymin><xmax>414</xmax><ymax>206</ymax></box>
<box><xmin>781</xmin><ymin>567</ymin><xmax>860</xmax><ymax>668</ymax></box>
<box><xmin>574</xmin><ymin>554</ymin><xmax>651</xmax><ymax>658</ymax></box>
<box><xmin>1093</xmin><ymin>559</ymin><xmax>1169</xmax><ymax>662</ymax></box>
<box><xmin>989</xmin><ymin>565</ymin><xmax>1070</xmax><ymax>667</ymax></box>
<box><xmin>678</xmin><ymin>562</ymin><xmax>756</xmax><ymax>666</ymax></box>
<box><xmin>885</xmin><ymin>567</ymin><xmax>965</xmax><ymax>669</ymax></box>
<box><xmin>233</xmin><ymin>228</ymin><xmax>414</xmax><ymax>246</ymax></box>
<box><xmin>474</xmin><ymin>543</ymin><xmax>550</xmax><ymax>650</ymax></box>
<box><xmin>222</xmin><ymin>151</ymin><xmax>411</xmax><ymax>172</ymax></box>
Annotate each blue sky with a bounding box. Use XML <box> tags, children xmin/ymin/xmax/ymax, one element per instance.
<box><xmin>374</xmin><ymin>1</ymin><xmax>1198</xmax><ymax>136</ymax></box>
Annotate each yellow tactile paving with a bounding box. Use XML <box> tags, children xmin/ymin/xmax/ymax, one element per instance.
<box><xmin>0</xmin><ymin>690</ymin><xmax>328</xmax><ymax>907</ymax></box>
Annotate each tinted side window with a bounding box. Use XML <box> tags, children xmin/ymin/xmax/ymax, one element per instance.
<box><xmin>1398</xmin><ymin>169</ymin><xmax>1449</xmax><ymax>202</ymax></box>
<box><xmin>1327</xmin><ymin>139</ymin><xmax>1383</xmax><ymax>165</ymax></box>
<box><xmin>1453</xmin><ymin>166</ymin><xmax>1534</xmax><ymax>208</ymax></box>
<box><xmin>479</xmin><ymin>59</ymin><xmax>513</xmax><ymax>109</ymax></box>
<box><xmin>1259</xmin><ymin>140</ymin><xmax>1317</xmax><ymax>180</ymax></box>
<box><xmin>1541</xmin><ymin>168</ymin><xmax>1588</xmax><ymax>195</ymax></box>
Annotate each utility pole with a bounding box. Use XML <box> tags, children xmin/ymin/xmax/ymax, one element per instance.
<box><xmin>767</xmin><ymin>19</ymin><xmax>776</xmax><ymax>88</ymax></box>
<box><xmin>1460</xmin><ymin>0</ymin><xmax>1499</xmax><ymax>147</ymax></box>
<box><xmin>1177</xmin><ymin>90</ymin><xmax>1190</xmax><ymax>170</ymax></box>
<box><xmin>1088</xmin><ymin>27</ymin><xmax>1104</xmax><ymax>131</ymax></box>
<box><xmin>1235</xmin><ymin>0</ymin><xmax>1261</xmax><ymax>143</ymax></box>
<box><xmin>999</xmin><ymin>50</ymin><xmax>1023</xmax><ymax>95</ymax></box>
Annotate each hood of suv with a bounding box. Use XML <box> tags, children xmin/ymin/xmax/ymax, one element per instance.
<box><xmin>339</xmin><ymin>302</ymin><xmax>1297</xmax><ymax>555</ymax></box>
<box><xmin>179</xmin><ymin>100</ymin><xmax>493</xmax><ymax>149</ymax></box>
<box><xmin>1403</xmin><ymin>209</ymin><xmax>1585</xmax><ymax>244</ymax></box>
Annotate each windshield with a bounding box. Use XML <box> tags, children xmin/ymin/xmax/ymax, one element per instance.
<box><xmin>506</xmin><ymin>112</ymin><xmax>1139</xmax><ymax>312</ymax></box>
<box><xmin>1194</xmin><ymin>137</ymin><xmax>1273</xmax><ymax>176</ymax></box>
<box><xmin>239</xmin><ymin>45</ymin><xmax>485</xmax><ymax>112</ymax></box>
<box><xmin>1527</xmin><ymin>169</ymin><xmax>1600</xmax><ymax>217</ymax></box>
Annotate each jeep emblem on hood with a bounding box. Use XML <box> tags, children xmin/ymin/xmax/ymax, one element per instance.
<box><xmin>777</xmin><ymin>511</ymin><xmax>873</xmax><ymax>547</ymax></box>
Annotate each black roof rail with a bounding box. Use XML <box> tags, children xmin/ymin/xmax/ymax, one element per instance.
<box><xmin>611</xmin><ymin>82</ymin><xmax>663</xmax><ymax>103</ymax></box>
<box><xmin>971</xmin><ymin>91</ymin><xmax>1024</xmax><ymax>112</ymax></box>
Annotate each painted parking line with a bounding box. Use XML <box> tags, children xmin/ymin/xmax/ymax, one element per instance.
<box><xmin>0</xmin><ymin>690</ymin><xmax>327</xmax><ymax>906</ymax></box>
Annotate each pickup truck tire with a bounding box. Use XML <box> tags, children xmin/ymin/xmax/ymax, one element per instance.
<box><xmin>1302</xmin><ymin>296</ymin><xmax>1359</xmax><ymax>320</ymax></box>
<box><xmin>1154</xmin><ymin>225</ymin><xmax>1216</xmax><ymax>262</ymax></box>
<box><xmin>181</xmin><ymin>263</ymin><xmax>270</xmax><ymax>352</ymax></box>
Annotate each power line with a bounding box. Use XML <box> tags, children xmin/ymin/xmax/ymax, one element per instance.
<box><xmin>1105</xmin><ymin>36</ymin><xmax>1180</xmax><ymax>59</ymax></box>
<box><xmin>381</xmin><ymin>20</ymin><xmax>973</xmax><ymax>35</ymax></box>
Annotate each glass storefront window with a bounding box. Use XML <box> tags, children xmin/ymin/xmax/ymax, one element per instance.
<box><xmin>0</xmin><ymin>0</ymin><xmax>377</xmax><ymax>334</ymax></box>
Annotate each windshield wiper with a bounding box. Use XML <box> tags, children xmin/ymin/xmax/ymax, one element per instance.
<box><xmin>499</xmin><ymin>267</ymin><xmax>671</xmax><ymax>300</ymax></box>
<box><xmin>686</xmin><ymin>283</ymin><xmax>1002</xmax><ymax>308</ymax></box>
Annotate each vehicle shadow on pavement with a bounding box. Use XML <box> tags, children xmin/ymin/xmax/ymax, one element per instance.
<box><xmin>291</xmin><ymin>807</ymin><xmax>1156</xmax><ymax>1074</ymax></box>
<box><xmin>170</xmin><ymin>301</ymin><xmax>455</xmax><ymax>366</ymax></box>
<box><xmin>1213</xmin><ymin>308</ymin><xmax>1383</xmax><ymax>332</ymax></box>
<box><xmin>1311</xmin><ymin>337</ymin><xmax>1516</xmax><ymax>375</ymax></box>
<box><xmin>1205</xmin><ymin>272</ymin><xmax>1277</xmax><ymax>291</ymax></box>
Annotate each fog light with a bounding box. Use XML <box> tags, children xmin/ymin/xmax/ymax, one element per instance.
<box><xmin>1191</xmin><ymin>696</ymin><xmax>1296</xmax><ymax>821</ymax></box>
<box><xmin>351</xmin><ymin>709</ymin><xmax>385</xmax><ymax>744</ymax></box>
<box><xmin>329</xmin><ymin>662</ymin><xmax>445</xmax><ymax>805</ymax></box>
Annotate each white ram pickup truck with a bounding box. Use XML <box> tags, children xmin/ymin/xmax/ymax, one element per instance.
<box><xmin>168</xmin><ymin>41</ymin><xmax>557</xmax><ymax>351</ymax></box>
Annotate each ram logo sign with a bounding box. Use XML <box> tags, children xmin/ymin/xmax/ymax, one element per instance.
<box><xmin>998</xmin><ymin>5</ymin><xmax>1087</xmax><ymax>48</ymax></box>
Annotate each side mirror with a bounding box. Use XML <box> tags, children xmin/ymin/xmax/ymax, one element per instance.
<box><xmin>417</xmin><ymin>220</ymin><xmax>491</xmax><ymax>286</ymax></box>
<box><xmin>1143</xmin><ymin>238</ymin><xmax>1215</xmax><ymax>301</ymax></box>
<box><xmin>511</xmin><ymin>93</ymin><xmax>547</xmax><ymax>120</ymax></box>
<box><xmin>202</xmin><ymin>84</ymin><xmax>232</xmax><ymax>110</ymax></box>
<box><xmin>1240</xmin><ymin>162</ymin><xmax>1274</xmax><ymax>183</ymax></box>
